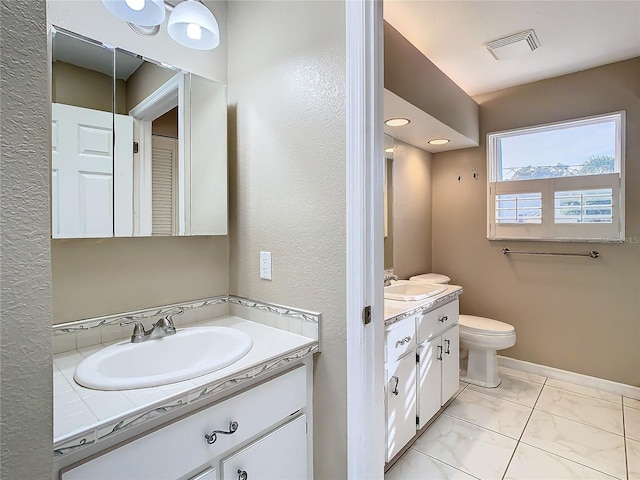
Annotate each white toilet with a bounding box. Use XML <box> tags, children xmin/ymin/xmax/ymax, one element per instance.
<box><xmin>458</xmin><ymin>315</ymin><xmax>516</xmax><ymax>387</ymax></box>
<box><xmin>409</xmin><ymin>273</ymin><xmax>517</xmax><ymax>388</ymax></box>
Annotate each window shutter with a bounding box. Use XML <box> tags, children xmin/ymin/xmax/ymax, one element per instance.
<box><xmin>151</xmin><ymin>136</ymin><xmax>178</xmax><ymax>236</ymax></box>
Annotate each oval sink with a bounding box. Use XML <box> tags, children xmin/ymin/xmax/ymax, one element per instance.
<box><xmin>74</xmin><ymin>326</ymin><xmax>253</xmax><ymax>390</ymax></box>
<box><xmin>384</xmin><ymin>281</ymin><xmax>446</xmax><ymax>301</ymax></box>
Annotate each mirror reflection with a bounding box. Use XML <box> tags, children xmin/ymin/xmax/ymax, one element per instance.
<box><xmin>384</xmin><ymin>134</ymin><xmax>394</xmax><ymax>270</ymax></box>
<box><xmin>51</xmin><ymin>28</ymin><xmax>228</xmax><ymax>239</ymax></box>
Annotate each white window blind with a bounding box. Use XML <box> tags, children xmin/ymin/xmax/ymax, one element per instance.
<box><xmin>487</xmin><ymin>112</ymin><xmax>625</xmax><ymax>242</ymax></box>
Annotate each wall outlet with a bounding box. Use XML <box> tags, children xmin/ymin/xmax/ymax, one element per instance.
<box><xmin>260</xmin><ymin>251</ymin><xmax>272</xmax><ymax>280</ymax></box>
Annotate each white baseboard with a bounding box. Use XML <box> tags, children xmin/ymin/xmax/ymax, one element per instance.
<box><xmin>498</xmin><ymin>356</ymin><xmax>640</xmax><ymax>400</ymax></box>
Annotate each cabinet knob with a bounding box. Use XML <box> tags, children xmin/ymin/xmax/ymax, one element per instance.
<box><xmin>438</xmin><ymin>315</ymin><xmax>448</xmax><ymax>323</ymax></box>
<box><xmin>238</xmin><ymin>469</ymin><xmax>248</xmax><ymax>480</ymax></box>
<box><xmin>204</xmin><ymin>421</ymin><xmax>238</xmax><ymax>445</ymax></box>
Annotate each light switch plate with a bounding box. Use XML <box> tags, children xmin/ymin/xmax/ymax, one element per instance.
<box><xmin>260</xmin><ymin>251</ymin><xmax>272</xmax><ymax>280</ymax></box>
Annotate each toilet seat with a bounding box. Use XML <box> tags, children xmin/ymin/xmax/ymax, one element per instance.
<box><xmin>409</xmin><ymin>273</ymin><xmax>451</xmax><ymax>284</ymax></box>
<box><xmin>459</xmin><ymin>315</ymin><xmax>515</xmax><ymax>336</ymax></box>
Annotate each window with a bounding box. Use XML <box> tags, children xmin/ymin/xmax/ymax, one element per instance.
<box><xmin>487</xmin><ymin>112</ymin><xmax>625</xmax><ymax>241</ymax></box>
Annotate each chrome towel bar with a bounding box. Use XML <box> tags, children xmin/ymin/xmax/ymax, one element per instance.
<box><xmin>502</xmin><ymin>248</ymin><xmax>599</xmax><ymax>258</ymax></box>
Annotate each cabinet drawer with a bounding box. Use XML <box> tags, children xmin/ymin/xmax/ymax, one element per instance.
<box><xmin>222</xmin><ymin>415</ymin><xmax>308</xmax><ymax>480</ymax></box>
<box><xmin>61</xmin><ymin>366</ymin><xmax>307</xmax><ymax>480</ymax></box>
<box><xmin>417</xmin><ymin>300</ymin><xmax>459</xmax><ymax>344</ymax></box>
<box><xmin>385</xmin><ymin>317</ymin><xmax>416</xmax><ymax>363</ymax></box>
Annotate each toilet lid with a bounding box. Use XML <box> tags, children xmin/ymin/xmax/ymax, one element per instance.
<box><xmin>459</xmin><ymin>315</ymin><xmax>515</xmax><ymax>335</ymax></box>
<box><xmin>409</xmin><ymin>273</ymin><xmax>451</xmax><ymax>284</ymax></box>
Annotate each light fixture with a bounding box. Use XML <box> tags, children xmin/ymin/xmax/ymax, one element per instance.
<box><xmin>428</xmin><ymin>138</ymin><xmax>450</xmax><ymax>145</ymax></box>
<box><xmin>101</xmin><ymin>0</ymin><xmax>165</xmax><ymax>26</ymax></box>
<box><xmin>385</xmin><ymin>118</ymin><xmax>410</xmax><ymax>127</ymax></box>
<box><xmin>384</xmin><ymin>147</ymin><xmax>394</xmax><ymax>153</ymax></box>
<box><xmin>168</xmin><ymin>0</ymin><xmax>220</xmax><ymax>50</ymax></box>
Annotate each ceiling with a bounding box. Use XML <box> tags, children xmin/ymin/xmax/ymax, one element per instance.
<box><xmin>384</xmin><ymin>0</ymin><xmax>640</xmax><ymax>97</ymax></box>
<box><xmin>383</xmin><ymin>1</ymin><xmax>640</xmax><ymax>152</ymax></box>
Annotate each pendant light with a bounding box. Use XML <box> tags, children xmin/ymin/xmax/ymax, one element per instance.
<box><xmin>101</xmin><ymin>0</ymin><xmax>166</xmax><ymax>26</ymax></box>
<box><xmin>167</xmin><ymin>0</ymin><xmax>220</xmax><ymax>50</ymax></box>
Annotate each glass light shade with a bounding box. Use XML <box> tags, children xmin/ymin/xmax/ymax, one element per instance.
<box><xmin>101</xmin><ymin>0</ymin><xmax>166</xmax><ymax>26</ymax></box>
<box><xmin>168</xmin><ymin>0</ymin><xmax>220</xmax><ymax>50</ymax></box>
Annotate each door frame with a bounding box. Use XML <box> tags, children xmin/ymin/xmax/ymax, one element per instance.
<box><xmin>345</xmin><ymin>0</ymin><xmax>385</xmax><ymax>477</ymax></box>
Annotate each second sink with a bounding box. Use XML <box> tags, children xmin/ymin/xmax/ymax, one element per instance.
<box><xmin>384</xmin><ymin>280</ymin><xmax>447</xmax><ymax>301</ymax></box>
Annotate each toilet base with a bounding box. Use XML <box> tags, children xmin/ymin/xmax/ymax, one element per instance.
<box><xmin>460</xmin><ymin>348</ymin><xmax>501</xmax><ymax>388</ymax></box>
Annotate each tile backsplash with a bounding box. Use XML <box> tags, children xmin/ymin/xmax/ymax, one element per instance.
<box><xmin>53</xmin><ymin>295</ymin><xmax>321</xmax><ymax>354</ymax></box>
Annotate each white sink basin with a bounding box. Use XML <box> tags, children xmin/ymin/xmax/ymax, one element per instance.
<box><xmin>384</xmin><ymin>281</ymin><xmax>447</xmax><ymax>301</ymax></box>
<box><xmin>74</xmin><ymin>326</ymin><xmax>253</xmax><ymax>390</ymax></box>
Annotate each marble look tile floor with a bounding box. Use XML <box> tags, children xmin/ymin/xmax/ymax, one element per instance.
<box><xmin>386</xmin><ymin>366</ymin><xmax>640</xmax><ymax>480</ymax></box>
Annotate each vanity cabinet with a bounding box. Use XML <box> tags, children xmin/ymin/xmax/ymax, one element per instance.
<box><xmin>384</xmin><ymin>298</ymin><xmax>460</xmax><ymax>462</ymax></box>
<box><xmin>60</xmin><ymin>366</ymin><xmax>309</xmax><ymax>480</ymax></box>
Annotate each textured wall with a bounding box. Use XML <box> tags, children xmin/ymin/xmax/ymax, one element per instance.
<box><xmin>432</xmin><ymin>58</ymin><xmax>640</xmax><ymax>386</ymax></box>
<box><xmin>227</xmin><ymin>2</ymin><xmax>347</xmax><ymax>477</ymax></box>
<box><xmin>47</xmin><ymin>0</ymin><xmax>230</xmax><ymax>323</ymax></box>
<box><xmin>0</xmin><ymin>1</ymin><xmax>53</xmax><ymax>477</ymax></box>
<box><xmin>392</xmin><ymin>139</ymin><xmax>433</xmax><ymax>279</ymax></box>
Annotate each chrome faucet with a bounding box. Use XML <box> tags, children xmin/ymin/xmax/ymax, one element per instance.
<box><xmin>120</xmin><ymin>308</ymin><xmax>183</xmax><ymax>343</ymax></box>
<box><xmin>383</xmin><ymin>271</ymin><xmax>399</xmax><ymax>286</ymax></box>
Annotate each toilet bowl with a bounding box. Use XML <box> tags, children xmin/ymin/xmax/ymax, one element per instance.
<box><xmin>459</xmin><ymin>315</ymin><xmax>516</xmax><ymax>388</ymax></box>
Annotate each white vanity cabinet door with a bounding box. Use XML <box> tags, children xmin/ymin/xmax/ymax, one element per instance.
<box><xmin>441</xmin><ymin>324</ymin><xmax>460</xmax><ymax>405</ymax></box>
<box><xmin>416</xmin><ymin>336</ymin><xmax>442</xmax><ymax>430</ymax></box>
<box><xmin>221</xmin><ymin>415</ymin><xmax>308</xmax><ymax>480</ymax></box>
<box><xmin>385</xmin><ymin>353</ymin><xmax>416</xmax><ymax>462</ymax></box>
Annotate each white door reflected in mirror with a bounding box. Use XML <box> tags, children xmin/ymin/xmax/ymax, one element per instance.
<box><xmin>50</xmin><ymin>27</ymin><xmax>228</xmax><ymax>238</ymax></box>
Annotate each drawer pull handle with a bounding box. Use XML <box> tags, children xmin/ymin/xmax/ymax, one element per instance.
<box><xmin>445</xmin><ymin>339</ymin><xmax>451</xmax><ymax>354</ymax></box>
<box><xmin>391</xmin><ymin>376</ymin><xmax>399</xmax><ymax>395</ymax></box>
<box><xmin>394</xmin><ymin>336</ymin><xmax>412</xmax><ymax>348</ymax></box>
<box><xmin>438</xmin><ymin>315</ymin><xmax>448</xmax><ymax>323</ymax></box>
<box><xmin>204</xmin><ymin>421</ymin><xmax>238</xmax><ymax>444</ymax></box>
<box><xmin>238</xmin><ymin>470</ymin><xmax>248</xmax><ymax>480</ymax></box>
<box><xmin>437</xmin><ymin>345</ymin><xmax>443</xmax><ymax>361</ymax></box>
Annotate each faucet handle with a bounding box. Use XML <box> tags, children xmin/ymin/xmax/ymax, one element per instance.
<box><xmin>162</xmin><ymin>308</ymin><xmax>184</xmax><ymax>328</ymax></box>
<box><xmin>120</xmin><ymin>318</ymin><xmax>146</xmax><ymax>343</ymax></box>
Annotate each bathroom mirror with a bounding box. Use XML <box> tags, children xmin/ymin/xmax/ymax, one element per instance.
<box><xmin>384</xmin><ymin>134</ymin><xmax>394</xmax><ymax>269</ymax></box>
<box><xmin>51</xmin><ymin>28</ymin><xmax>228</xmax><ymax>238</ymax></box>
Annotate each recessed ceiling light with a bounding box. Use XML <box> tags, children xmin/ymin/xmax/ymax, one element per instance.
<box><xmin>384</xmin><ymin>147</ymin><xmax>394</xmax><ymax>153</ymax></box>
<box><xmin>428</xmin><ymin>138</ymin><xmax>450</xmax><ymax>145</ymax></box>
<box><xmin>385</xmin><ymin>118</ymin><xmax>410</xmax><ymax>127</ymax></box>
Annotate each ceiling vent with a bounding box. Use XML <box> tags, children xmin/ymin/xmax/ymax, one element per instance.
<box><xmin>485</xmin><ymin>29</ymin><xmax>540</xmax><ymax>61</ymax></box>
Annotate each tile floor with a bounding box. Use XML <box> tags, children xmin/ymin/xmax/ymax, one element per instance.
<box><xmin>386</xmin><ymin>366</ymin><xmax>640</xmax><ymax>480</ymax></box>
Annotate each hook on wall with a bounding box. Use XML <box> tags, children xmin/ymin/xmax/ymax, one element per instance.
<box><xmin>472</xmin><ymin>169</ymin><xmax>478</xmax><ymax>180</ymax></box>
<box><xmin>457</xmin><ymin>172</ymin><xmax>461</xmax><ymax>182</ymax></box>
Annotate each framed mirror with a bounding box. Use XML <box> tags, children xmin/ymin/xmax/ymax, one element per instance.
<box><xmin>51</xmin><ymin>27</ymin><xmax>227</xmax><ymax>238</ymax></box>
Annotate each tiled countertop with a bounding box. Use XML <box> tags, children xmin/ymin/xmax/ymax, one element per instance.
<box><xmin>54</xmin><ymin>315</ymin><xmax>317</xmax><ymax>456</ymax></box>
<box><xmin>384</xmin><ymin>285</ymin><xmax>463</xmax><ymax>326</ymax></box>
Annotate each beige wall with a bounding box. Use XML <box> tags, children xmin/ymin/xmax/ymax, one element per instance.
<box><xmin>52</xmin><ymin>237</ymin><xmax>229</xmax><ymax>323</ymax></box>
<box><xmin>432</xmin><ymin>58</ymin><xmax>640</xmax><ymax>386</ymax></box>
<box><xmin>153</xmin><ymin>107</ymin><xmax>178</xmax><ymax>138</ymax></box>
<box><xmin>48</xmin><ymin>1</ymin><xmax>230</xmax><ymax>325</ymax></box>
<box><xmin>227</xmin><ymin>1</ymin><xmax>347</xmax><ymax>478</ymax></box>
<box><xmin>125</xmin><ymin>60</ymin><xmax>177</xmax><ymax>111</ymax></box>
<box><xmin>0</xmin><ymin>0</ymin><xmax>53</xmax><ymax>477</ymax></box>
<box><xmin>384</xmin><ymin>21</ymin><xmax>479</xmax><ymax>144</ymax></box>
<box><xmin>392</xmin><ymin>139</ymin><xmax>433</xmax><ymax>279</ymax></box>
<box><xmin>52</xmin><ymin>61</ymin><xmax>127</xmax><ymax>113</ymax></box>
